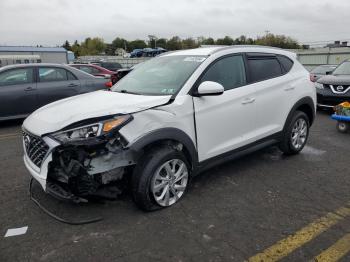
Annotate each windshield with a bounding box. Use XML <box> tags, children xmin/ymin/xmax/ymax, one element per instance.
<box><xmin>332</xmin><ymin>62</ymin><xmax>350</xmax><ymax>75</ymax></box>
<box><xmin>311</xmin><ymin>65</ymin><xmax>336</xmax><ymax>74</ymax></box>
<box><xmin>112</xmin><ymin>55</ymin><xmax>206</xmax><ymax>95</ymax></box>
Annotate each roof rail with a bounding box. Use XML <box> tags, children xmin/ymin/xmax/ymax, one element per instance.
<box><xmin>209</xmin><ymin>45</ymin><xmax>284</xmax><ymax>55</ymax></box>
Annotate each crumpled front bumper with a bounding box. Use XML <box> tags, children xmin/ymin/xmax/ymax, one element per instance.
<box><xmin>23</xmin><ymin>153</ymin><xmax>51</xmax><ymax>190</ymax></box>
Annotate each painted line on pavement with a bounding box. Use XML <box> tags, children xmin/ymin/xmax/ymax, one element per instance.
<box><xmin>313</xmin><ymin>233</ymin><xmax>350</xmax><ymax>262</ymax></box>
<box><xmin>248</xmin><ymin>203</ymin><xmax>350</xmax><ymax>262</ymax></box>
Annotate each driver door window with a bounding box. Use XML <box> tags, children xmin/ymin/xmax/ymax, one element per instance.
<box><xmin>200</xmin><ymin>55</ymin><xmax>247</xmax><ymax>91</ymax></box>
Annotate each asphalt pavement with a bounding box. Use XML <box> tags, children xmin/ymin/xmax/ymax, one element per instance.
<box><xmin>0</xmin><ymin>112</ymin><xmax>349</xmax><ymax>262</ymax></box>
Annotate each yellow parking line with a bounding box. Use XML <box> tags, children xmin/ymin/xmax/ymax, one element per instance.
<box><xmin>248</xmin><ymin>204</ymin><xmax>350</xmax><ymax>262</ymax></box>
<box><xmin>314</xmin><ymin>233</ymin><xmax>350</xmax><ymax>262</ymax></box>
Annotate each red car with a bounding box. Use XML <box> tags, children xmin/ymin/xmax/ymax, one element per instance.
<box><xmin>69</xmin><ymin>64</ymin><xmax>118</xmax><ymax>86</ymax></box>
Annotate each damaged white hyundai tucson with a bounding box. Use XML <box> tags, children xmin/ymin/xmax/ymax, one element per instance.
<box><xmin>23</xmin><ymin>46</ymin><xmax>316</xmax><ymax>211</ymax></box>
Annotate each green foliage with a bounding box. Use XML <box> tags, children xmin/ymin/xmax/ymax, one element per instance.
<box><xmin>70</xmin><ymin>33</ymin><xmax>301</xmax><ymax>57</ymax></box>
<box><xmin>156</xmin><ymin>38</ymin><xmax>167</xmax><ymax>49</ymax></box>
<box><xmin>80</xmin><ymin>37</ymin><xmax>106</xmax><ymax>56</ymax></box>
<box><xmin>127</xmin><ymin>40</ymin><xmax>147</xmax><ymax>52</ymax></box>
<box><xmin>71</xmin><ymin>40</ymin><xmax>81</xmax><ymax>57</ymax></box>
<box><xmin>255</xmin><ymin>34</ymin><xmax>300</xmax><ymax>49</ymax></box>
<box><xmin>216</xmin><ymin>36</ymin><xmax>234</xmax><ymax>45</ymax></box>
<box><xmin>182</xmin><ymin>38</ymin><xmax>198</xmax><ymax>49</ymax></box>
<box><xmin>62</xmin><ymin>40</ymin><xmax>71</xmax><ymax>51</ymax></box>
<box><xmin>111</xmin><ymin>37</ymin><xmax>127</xmax><ymax>54</ymax></box>
<box><xmin>166</xmin><ymin>36</ymin><xmax>182</xmax><ymax>50</ymax></box>
<box><xmin>199</xmin><ymin>37</ymin><xmax>215</xmax><ymax>45</ymax></box>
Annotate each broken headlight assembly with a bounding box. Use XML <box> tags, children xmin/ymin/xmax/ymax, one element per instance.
<box><xmin>51</xmin><ymin>115</ymin><xmax>132</xmax><ymax>143</ymax></box>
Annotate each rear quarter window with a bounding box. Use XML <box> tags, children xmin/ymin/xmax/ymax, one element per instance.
<box><xmin>277</xmin><ymin>55</ymin><xmax>294</xmax><ymax>73</ymax></box>
<box><xmin>247</xmin><ymin>57</ymin><xmax>283</xmax><ymax>83</ymax></box>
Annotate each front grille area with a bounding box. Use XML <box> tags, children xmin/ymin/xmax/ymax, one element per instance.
<box><xmin>23</xmin><ymin>131</ymin><xmax>49</xmax><ymax>168</ymax></box>
<box><xmin>325</xmin><ymin>84</ymin><xmax>350</xmax><ymax>94</ymax></box>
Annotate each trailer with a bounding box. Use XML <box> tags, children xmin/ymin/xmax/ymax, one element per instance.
<box><xmin>0</xmin><ymin>54</ymin><xmax>41</xmax><ymax>67</ymax></box>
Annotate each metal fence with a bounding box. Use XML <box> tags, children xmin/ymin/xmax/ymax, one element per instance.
<box><xmin>293</xmin><ymin>47</ymin><xmax>350</xmax><ymax>71</ymax></box>
<box><xmin>78</xmin><ymin>47</ymin><xmax>350</xmax><ymax>71</ymax></box>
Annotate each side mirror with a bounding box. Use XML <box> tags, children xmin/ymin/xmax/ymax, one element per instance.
<box><xmin>195</xmin><ymin>81</ymin><xmax>224</xmax><ymax>96</ymax></box>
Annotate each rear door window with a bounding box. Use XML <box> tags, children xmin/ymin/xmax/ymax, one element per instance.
<box><xmin>247</xmin><ymin>55</ymin><xmax>283</xmax><ymax>83</ymax></box>
<box><xmin>200</xmin><ymin>55</ymin><xmax>247</xmax><ymax>91</ymax></box>
<box><xmin>0</xmin><ymin>68</ymin><xmax>34</xmax><ymax>86</ymax></box>
<box><xmin>39</xmin><ymin>67</ymin><xmax>68</xmax><ymax>82</ymax></box>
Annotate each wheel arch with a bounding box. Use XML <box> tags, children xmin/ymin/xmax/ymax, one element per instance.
<box><xmin>129</xmin><ymin>128</ymin><xmax>198</xmax><ymax>169</ymax></box>
<box><xmin>283</xmin><ymin>97</ymin><xmax>315</xmax><ymax>131</ymax></box>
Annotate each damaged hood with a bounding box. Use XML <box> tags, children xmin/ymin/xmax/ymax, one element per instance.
<box><xmin>23</xmin><ymin>90</ymin><xmax>171</xmax><ymax>136</ymax></box>
<box><xmin>318</xmin><ymin>75</ymin><xmax>350</xmax><ymax>85</ymax></box>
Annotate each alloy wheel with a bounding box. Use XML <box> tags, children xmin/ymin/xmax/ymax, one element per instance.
<box><xmin>291</xmin><ymin>118</ymin><xmax>308</xmax><ymax>149</ymax></box>
<box><xmin>151</xmin><ymin>159</ymin><xmax>189</xmax><ymax>207</ymax></box>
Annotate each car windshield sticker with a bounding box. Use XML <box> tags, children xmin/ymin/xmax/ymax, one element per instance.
<box><xmin>184</xmin><ymin>57</ymin><xmax>206</xmax><ymax>63</ymax></box>
<box><xmin>161</xmin><ymin>88</ymin><xmax>175</xmax><ymax>94</ymax></box>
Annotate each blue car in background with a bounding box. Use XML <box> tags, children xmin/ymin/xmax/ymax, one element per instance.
<box><xmin>130</xmin><ymin>48</ymin><xmax>167</xmax><ymax>58</ymax></box>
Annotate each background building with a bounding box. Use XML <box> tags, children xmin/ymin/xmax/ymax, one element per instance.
<box><xmin>0</xmin><ymin>46</ymin><xmax>70</xmax><ymax>66</ymax></box>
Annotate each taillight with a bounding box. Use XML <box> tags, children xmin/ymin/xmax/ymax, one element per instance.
<box><xmin>105</xmin><ymin>81</ymin><xmax>113</xmax><ymax>88</ymax></box>
<box><xmin>310</xmin><ymin>74</ymin><xmax>316</xmax><ymax>82</ymax></box>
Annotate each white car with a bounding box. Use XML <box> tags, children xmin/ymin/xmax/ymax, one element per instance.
<box><xmin>22</xmin><ymin>46</ymin><xmax>316</xmax><ymax>211</ymax></box>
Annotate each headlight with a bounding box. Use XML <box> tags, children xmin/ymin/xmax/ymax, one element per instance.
<box><xmin>315</xmin><ymin>82</ymin><xmax>324</xmax><ymax>89</ymax></box>
<box><xmin>51</xmin><ymin>115</ymin><xmax>132</xmax><ymax>143</ymax></box>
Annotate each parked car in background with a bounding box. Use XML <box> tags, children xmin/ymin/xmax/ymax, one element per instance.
<box><xmin>310</xmin><ymin>64</ymin><xmax>337</xmax><ymax>82</ymax></box>
<box><xmin>91</xmin><ymin>62</ymin><xmax>122</xmax><ymax>72</ymax></box>
<box><xmin>130</xmin><ymin>47</ymin><xmax>167</xmax><ymax>58</ymax></box>
<box><xmin>130</xmin><ymin>49</ymin><xmax>144</xmax><ymax>58</ymax></box>
<box><xmin>316</xmin><ymin>60</ymin><xmax>350</xmax><ymax>108</ymax></box>
<box><xmin>0</xmin><ymin>63</ymin><xmax>109</xmax><ymax>121</ymax></box>
<box><xmin>69</xmin><ymin>64</ymin><xmax>118</xmax><ymax>84</ymax></box>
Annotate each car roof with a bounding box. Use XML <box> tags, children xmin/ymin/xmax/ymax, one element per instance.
<box><xmin>0</xmin><ymin>63</ymin><xmax>67</xmax><ymax>71</ymax></box>
<box><xmin>162</xmin><ymin>45</ymin><xmax>296</xmax><ymax>59</ymax></box>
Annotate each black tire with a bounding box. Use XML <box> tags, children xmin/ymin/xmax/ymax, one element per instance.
<box><xmin>131</xmin><ymin>145</ymin><xmax>190</xmax><ymax>211</ymax></box>
<box><xmin>279</xmin><ymin>111</ymin><xmax>310</xmax><ymax>155</ymax></box>
<box><xmin>337</xmin><ymin>121</ymin><xmax>349</xmax><ymax>133</ymax></box>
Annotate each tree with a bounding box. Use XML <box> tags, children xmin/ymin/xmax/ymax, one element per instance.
<box><xmin>216</xmin><ymin>36</ymin><xmax>234</xmax><ymax>45</ymax></box>
<box><xmin>127</xmin><ymin>40</ymin><xmax>147</xmax><ymax>52</ymax></box>
<box><xmin>200</xmin><ymin>37</ymin><xmax>215</xmax><ymax>45</ymax></box>
<box><xmin>80</xmin><ymin>37</ymin><xmax>106</xmax><ymax>55</ymax></box>
<box><xmin>166</xmin><ymin>36</ymin><xmax>182</xmax><ymax>50</ymax></box>
<box><xmin>156</xmin><ymin>38</ymin><xmax>167</xmax><ymax>49</ymax></box>
<box><xmin>182</xmin><ymin>38</ymin><xmax>198</xmax><ymax>49</ymax></box>
<box><xmin>111</xmin><ymin>37</ymin><xmax>127</xmax><ymax>54</ymax></box>
<box><xmin>255</xmin><ymin>33</ymin><xmax>300</xmax><ymax>49</ymax></box>
<box><xmin>71</xmin><ymin>40</ymin><xmax>81</xmax><ymax>57</ymax></box>
<box><xmin>62</xmin><ymin>40</ymin><xmax>71</xmax><ymax>51</ymax></box>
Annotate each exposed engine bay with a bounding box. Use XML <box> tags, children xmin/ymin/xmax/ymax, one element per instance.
<box><xmin>46</xmin><ymin>131</ymin><xmax>136</xmax><ymax>203</ymax></box>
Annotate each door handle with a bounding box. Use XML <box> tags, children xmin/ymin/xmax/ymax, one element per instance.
<box><xmin>284</xmin><ymin>86</ymin><xmax>295</xmax><ymax>91</ymax></box>
<box><xmin>67</xmin><ymin>83</ymin><xmax>78</xmax><ymax>87</ymax></box>
<box><xmin>24</xmin><ymin>86</ymin><xmax>35</xmax><ymax>91</ymax></box>
<box><xmin>241</xmin><ymin>98</ymin><xmax>255</xmax><ymax>105</ymax></box>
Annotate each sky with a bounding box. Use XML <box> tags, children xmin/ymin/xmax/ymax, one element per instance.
<box><xmin>0</xmin><ymin>0</ymin><xmax>349</xmax><ymax>46</ymax></box>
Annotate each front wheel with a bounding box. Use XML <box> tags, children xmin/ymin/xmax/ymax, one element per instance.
<box><xmin>131</xmin><ymin>146</ymin><xmax>190</xmax><ymax>211</ymax></box>
<box><xmin>279</xmin><ymin>111</ymin><xmax>310</xmax><ymax>155</ymax></box>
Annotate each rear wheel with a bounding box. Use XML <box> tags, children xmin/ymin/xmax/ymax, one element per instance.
<box><xmin>279</xmin><ymin>111</ymin><xmax>310</xmax><ymax>155</ymax></box>
<box><xmin>131</xmin><ymin>146</ymin><xmax>190</xmax><ymax>211</ymax></box>
<box><xmin>337</xmin><ymin>121</ymin><xmax>349</xmax><ymax>133</ymax></box>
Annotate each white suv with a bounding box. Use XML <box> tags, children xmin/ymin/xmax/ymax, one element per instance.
<box><xmin>22</xmin><ymin>46</ymin><xmax>316</xmax><ymax>211</ymax></box>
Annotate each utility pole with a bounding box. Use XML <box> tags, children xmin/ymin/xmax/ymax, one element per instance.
<box><xmin>148</xmin><ymin>35</ymin><xmax>157</xmax><ymax>48</ymax></box>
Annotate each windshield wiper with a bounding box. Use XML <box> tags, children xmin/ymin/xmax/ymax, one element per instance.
<box><xmin>118</xmin><ymin>89</ymin><xmax>142</xmax><ymax>95</ymax></box>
